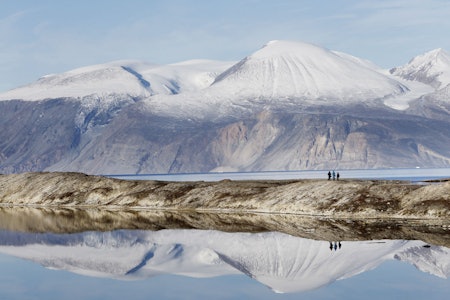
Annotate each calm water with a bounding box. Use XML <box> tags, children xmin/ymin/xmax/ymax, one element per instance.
<box><xmin>110</xmin><ymin>167</ymin><xmax>450</xmax><ymax>182</ymax></box>
<box><xmin>0</xmin><ymin>168</ymin><xmax>449</xmax><ymax>299</ymax></box>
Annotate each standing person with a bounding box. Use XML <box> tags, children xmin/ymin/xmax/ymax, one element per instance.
<box><xmin>337</xmin><ymin>172</ymin><xmax>340</xmax><ymax>180</ymax></box>
<box><xmin>328</xmin><ymin>171</ymin><xmax>331</xmax><ymax>180</ymax></box>
<box><xmin>332</xmin><ymin>170</ymin><xmax>336</xmax><ymax>180</ymax></box>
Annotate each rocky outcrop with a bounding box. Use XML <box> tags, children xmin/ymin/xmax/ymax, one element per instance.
<box><xmin>0</xmin><ymin>172</ymin><xmax>448</xmax><ymax>220</ymax></box>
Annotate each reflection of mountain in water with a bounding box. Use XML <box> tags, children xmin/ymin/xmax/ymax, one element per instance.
<box><xmin>0</xmin><ymin>230</ymin><xmax>448</xmax><ymax>293</ymax></box>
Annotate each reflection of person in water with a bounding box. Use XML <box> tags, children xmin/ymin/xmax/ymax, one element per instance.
<box><xmin>329</xmin><ymin>241</ymin><xmax>342</xmax><ymax>251</ymax></box>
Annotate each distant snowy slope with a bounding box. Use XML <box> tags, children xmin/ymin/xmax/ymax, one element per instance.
<box><xmin>0</xmin><ymin>230</ymin><xmax>445</xmax><ymax>294</ymax></box>
<box><xmin>141</xmin><ymin>59</ymin><xmax>235</xmax><ymax>94</ymax></box>
<box><xmin>395</xmin><ymin>245</ymin><xmax>450</xmax><ymax>279</ymax></box>
<box><xmin>211</xmin><ymin>40</ymin><xmax>408</xmax><ymax>101</ymax></box>
<box><xmin>433</xmin><ymin>83</ymin><xmax>450</xmax><ymax>101</ymax></box>
<box><xmin>0</xmin><ymin>60</ymin><xmax>234</xmax><ymax>101</ymax></box>
<box><xmin>390</xmin><ymin>48</ymin><xmax>450</xmax><ymax>89</ymax></box>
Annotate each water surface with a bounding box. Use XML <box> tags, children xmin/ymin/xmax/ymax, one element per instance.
<box><xmin>0</xmin><ymin>229</ymin><xmax>448</xmax><ymax>300</ymax></box>
<box><xmin>110</xmin><ymin>167</ymin><xmax>450</xmax><ymax>182</ymax></box>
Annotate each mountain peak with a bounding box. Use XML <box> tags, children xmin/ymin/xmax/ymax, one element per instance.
<box><xmin>390</xmin><ymin>48</ymin><xmax>450</xmax><ymax>89</ymax></box>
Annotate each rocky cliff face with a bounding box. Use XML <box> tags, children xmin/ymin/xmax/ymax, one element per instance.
<box><xmin>1</xmin><ymin>99</ymin><xmax>450</xmax><ymax>174</ymax></box>
<box><xmin>0</xmin><ymin>100</ymin><xmax>442</xmax><ymax>174</ymax></box>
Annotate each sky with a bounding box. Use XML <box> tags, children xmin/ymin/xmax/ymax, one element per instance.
<box><xmin>1</xmin><ymin>0</ymin><xmax>450</xmax><ymax>92</ymax></box>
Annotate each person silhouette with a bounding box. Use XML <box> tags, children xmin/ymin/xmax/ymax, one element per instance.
<box><xmin>337</xmin><ymin>172</ymin><xmax>340</xmax><ymax>180</ymax></box>
<box><xmin>332</xmin><ymin>170</ymin><xmax>336</xmax><ymax>180</ymax></box>
<box><xmin>328</xmin><ymin>171</ymin><xmax>331</xmax><ymax>180</ymax></box>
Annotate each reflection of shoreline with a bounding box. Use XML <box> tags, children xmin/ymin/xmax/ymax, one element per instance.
<box><xmin>0</xmin><ymin>207</ymin><xmax>449</xmax><ymax>247</ymax></box>
<box><xmin>0</xmin><ymin>229</ymin><xmax>447</xmax><ymax>294</ymax></box>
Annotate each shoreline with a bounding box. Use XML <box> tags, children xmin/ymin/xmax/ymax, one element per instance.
<box><xmin>0</xmin><ymin>172</ymin><xmax>449</xmax><ymax>220</ymax></box>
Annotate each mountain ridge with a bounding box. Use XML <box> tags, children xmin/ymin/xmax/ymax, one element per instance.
<box><xmin>0</xmin><ymin>59</ymin><xmax>234</xmax><ymax>101</ymax></box>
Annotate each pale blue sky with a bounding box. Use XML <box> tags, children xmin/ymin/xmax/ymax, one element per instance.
<box><xmin>1</xmin><ymin>0</ymin><xmax>450</xmax><ymax>92</ymax></box>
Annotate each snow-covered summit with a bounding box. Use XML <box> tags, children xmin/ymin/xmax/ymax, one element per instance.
<box><xmin>390</xmin><ymin>48</ymin><xmax>450</xmax><ymax>89</ymax></box>
<box><xmin>212</xmin><ymin>40</ymin><xmax>407</xmax><ymax>101</ymax></box>
<box><xmin>0</xmin><ymin>61</ymin><xmax>154</xmax><ymax>101</ymax></box>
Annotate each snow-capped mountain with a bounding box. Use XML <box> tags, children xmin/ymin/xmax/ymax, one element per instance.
<box><xmin>0</xmin><ymin>230</ymin><xmax>447</xmax><ymax>294</ymax></box>
<box><xmin>390</xmin><ymin>48</ymin><xmax>450</xmax><ymax>89</ymax></box>
<box><xmin>0</xmin><ymin>40</ymin><xmax>450</xmax><ymax>174</ymax></box>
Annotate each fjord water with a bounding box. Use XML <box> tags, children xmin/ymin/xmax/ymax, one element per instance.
<box><xmin>111</xmin><ymin>167</ymin><xmax>450</xmax><ymax>182</ymax></box>
<box><xmin>0</xmin><ymin>168</ymin><xmax>448</xmax><ymax>299</ymax></box>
